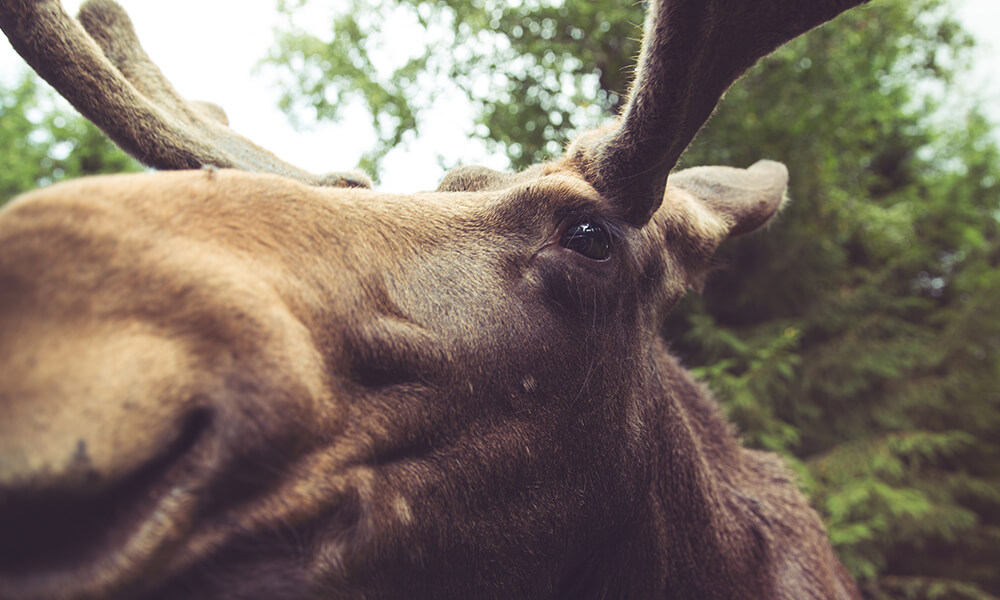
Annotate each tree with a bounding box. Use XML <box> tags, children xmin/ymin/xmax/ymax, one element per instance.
<box><xmin>265</xmin><ymin>0</ymin><xmax>642</xmax><ymax>176</ymax></box>
<box><xmin>0</xmin><ymin>74</ymin><xmax>140</xmax><ymax>207</ymax></box>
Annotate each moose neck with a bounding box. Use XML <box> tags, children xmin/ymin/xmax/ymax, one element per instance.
<box><xmin>630</xmin><ymin>341</ymin><xmax>855</xmax><ymax>599</ymax></box>
<box><xmin>639</xmin><ymin>342</ymin><xmax>768</xmax><ymax>597</ymax></box>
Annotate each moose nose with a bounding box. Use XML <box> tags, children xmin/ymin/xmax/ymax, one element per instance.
<box><xmin>0</xmin><ymin>322</ymin><xmax>213</xmax><ymax>576</ymax></box>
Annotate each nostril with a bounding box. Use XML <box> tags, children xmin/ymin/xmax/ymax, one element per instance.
<box><xmin>0</xmin><ymin>408</ymin><xmax>213</xmax><ymax>575</ymax></box>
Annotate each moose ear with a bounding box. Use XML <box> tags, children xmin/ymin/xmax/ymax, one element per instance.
<box><xmin>669</xmin><ymin>160</ymin><xmax>788</xmax><ymax>238</ymax></box>
<box><xmin>437</xmin><ymin>165</ymin><xmax>514</xmax><ymax>192</ymax></box>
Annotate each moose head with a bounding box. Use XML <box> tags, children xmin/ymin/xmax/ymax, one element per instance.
<box><xmin>0</xmin><ymin>0</ymin><xmax>868</xmax><ymax>598</ymax></box>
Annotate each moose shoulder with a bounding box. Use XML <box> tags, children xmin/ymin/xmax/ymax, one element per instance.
<box><xmin>0</xmin><ymin>0</ymin><xmax>867</xmax><ymax>598</ymax></box>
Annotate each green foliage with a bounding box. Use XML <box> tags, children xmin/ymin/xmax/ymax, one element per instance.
<box><xmin>0</xmin><ymin>74</ymin><xmax>140</xmax><ymax>207</ymax></box>
<box><xmin>229</xmin><ymin>0</ymin><xmax>1000</xmax><ymax>596</ymax></box>
<box><xmin>266</xmin><ymin>0</ymin><xmax>642</xmax><ymax>175</ymax></box>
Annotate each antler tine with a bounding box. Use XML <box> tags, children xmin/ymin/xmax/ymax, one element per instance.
<box><xmin>0</xmin><ymin>0</ymin><xmax>367</xmax><ymax>188</ymax></box>
<box><xmin>75</xmin><ymin>1</ymin><xmax>230</xmax><ymax>128</ymax></box>
<box><xmin>578</xmin><ymin>0</ymin><xmax>869</xmax><ymax>226</ymax></box>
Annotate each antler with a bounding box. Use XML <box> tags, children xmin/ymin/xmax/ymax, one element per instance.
<box><xmin>577</xmin><ymin>0</ymin><xmax>869</xmax><ymax>226</ymax></box>
<box><xmin>0</xmin><ymin>0</ymin><xmax>368</xmax><ymax>188</ymax></box>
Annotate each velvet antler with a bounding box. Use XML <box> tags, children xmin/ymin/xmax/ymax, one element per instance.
<box><xmin>0</xmin><ymin>0</ymin><xmax>368</xmax><ymax>188</ymax></box>
<box><xmin>578</xmin><ymin>0</ymin><xmax>868</xmax><ymax>226</ymax></box>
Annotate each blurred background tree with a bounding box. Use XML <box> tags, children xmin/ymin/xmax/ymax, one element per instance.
<box><xmin>267</xmin><ymin>0</ymin><xmax>999</xmax><ymax>597</ymax></box>
<box><xmin>0</xmin><ymin>74</ymin><xmax>140</xmax><ymax>207</ymax></box>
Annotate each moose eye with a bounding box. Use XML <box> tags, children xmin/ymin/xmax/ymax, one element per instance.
<box><xmin>559</xmin><ymin>219</ymin><xmax>611</xmax><ymax>261</ymax></box>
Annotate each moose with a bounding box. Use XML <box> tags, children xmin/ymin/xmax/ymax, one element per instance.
<box><xmin>0</xmin><ymin>0</ymin><xmax>871</xmax><ymax>598</ymax></box>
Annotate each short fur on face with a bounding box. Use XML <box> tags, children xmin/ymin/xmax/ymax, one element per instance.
<box><xmin>0</xmin><ymin>0</ymin><xmax>868</xmax><ymax>598</ymax></box>
<box><xmin>0</xmin><ymin>155</ymin><xmax>855</xmax><ymax>598</ymax></box>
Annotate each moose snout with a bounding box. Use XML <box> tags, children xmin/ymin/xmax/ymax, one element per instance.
<box><xmin>0</xmin><ymin>321</ymin><xmax>215</xmax><ymax>587</ymax></box>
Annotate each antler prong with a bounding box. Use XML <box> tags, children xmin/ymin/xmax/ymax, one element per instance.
<box><xmin>578</xmin><ymin>0</ymin><xmax>869</xmax><ymax>226</ymax></box>
<box><xmin>0</xmin><ymin>0</ymin><xmax>369</xmax><ymax>188</ymax></box>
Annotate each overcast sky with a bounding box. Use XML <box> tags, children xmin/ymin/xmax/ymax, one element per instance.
<box><xmin>1</xmin><ymin>0</ymin><xmax>998</xmax><ymax>192</ymax></box>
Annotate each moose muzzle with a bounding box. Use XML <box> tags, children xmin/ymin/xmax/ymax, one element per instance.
<box><xmin>0</xmin><ymin>174</ymin><xmax>342</xmax><ymax>599</ymax></box>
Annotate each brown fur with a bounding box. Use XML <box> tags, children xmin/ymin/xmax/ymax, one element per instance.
<box><xmin>0</xmin><ymin>1</ymin><xmax>868</xmax><ymax>598</ymax></box>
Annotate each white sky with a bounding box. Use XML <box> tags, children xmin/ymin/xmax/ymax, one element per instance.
<box><xmin>1</xmin><ymin>0</ymin><xmax>998</xmax><ymax>192</ymax></box>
